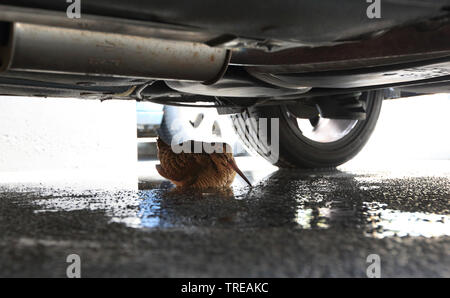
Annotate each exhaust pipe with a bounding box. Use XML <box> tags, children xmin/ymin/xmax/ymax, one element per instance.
<box><xmin>0</xmin><ymin>22</ymin><xmax>230</xmax><ymax>83</ymax></box>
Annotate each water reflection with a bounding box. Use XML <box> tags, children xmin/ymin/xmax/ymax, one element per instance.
<box><xmin>289</xmin><ymin>170</ymin><xmax>450</xmax><ymax>238</ymax></box>
<box><xmin>295</xmin><ymin>208</ymin><xmax>330</xmax><ymax>229</ymax></box>
<box><xmin>133</xmin><ymin>169</ymin><xmax>450</xmax><ymax>238</ymax></box>
<box><xmin>293</xmin><ymin>202</ymin><xmax>450</xmax><ymax>238</ymax></box>
<box><xmin>363</xmin><ymin>202</ymin><xmax>449</xmax><ymax>238</ymax></box>
<box><xmin>13</xmin><ymin>165</ymin><xmax>450</xmax><ymax>239</ymax></box>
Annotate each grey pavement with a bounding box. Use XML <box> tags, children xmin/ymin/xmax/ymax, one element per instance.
<box><xmin>0</xmin><ymin>159</ymin><xmax>449</xmax><ymax>277</ymax></box>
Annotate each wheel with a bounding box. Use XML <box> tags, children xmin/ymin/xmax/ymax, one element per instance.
<box><xmin>231</xmin><ymin>90</ymin><xmax>383</xmax><ymax>168</ymax></box>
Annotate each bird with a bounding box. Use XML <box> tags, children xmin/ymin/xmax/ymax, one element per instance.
<box><xmin>156</xmin><ymin>137</ymin><xmax>252</xmax><ymax>189</ymax></box>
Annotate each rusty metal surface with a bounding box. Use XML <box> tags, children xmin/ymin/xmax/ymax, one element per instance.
<box><xmin>1</xmin><ymin>23</ymin><xmax>229</xmax><ymax>83</ymax></box>
<box><xmin>0</xmin><ymin>5</ymin><xmax>215</xmax><ymax>43</ymax></box>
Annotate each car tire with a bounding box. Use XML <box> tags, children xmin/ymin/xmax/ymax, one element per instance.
<box><xmin>230</xmin><ymin>90</ymin><xmax>383</xmax><ymax>168</ymax></box>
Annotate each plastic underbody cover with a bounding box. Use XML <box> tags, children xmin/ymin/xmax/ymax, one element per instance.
<box><xmin>2</xmin><ymin>0</ymin><xmax>450</xmax><ymax>45</ymax></box>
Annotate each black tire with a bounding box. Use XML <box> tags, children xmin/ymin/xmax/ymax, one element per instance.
<box><xmin>231</xmin><ymin>90</ymin><xmax>383</xmax><ymax>168</ymax></box>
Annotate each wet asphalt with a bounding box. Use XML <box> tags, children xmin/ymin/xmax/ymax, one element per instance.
<box><xmin>0</xmin><ymin>159</ymin><xmax>449</xmax><ymax>278</ymax></box>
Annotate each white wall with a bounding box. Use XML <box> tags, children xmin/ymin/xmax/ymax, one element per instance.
<box><xmin>353</xmin><ymin>93</ymin><xmax>450</xmax><ymax>161</ymax></box>
<box><xmin>0</xmin><ymin>97</ymin><xmax>137</xmax><ymax>184</ymax></box>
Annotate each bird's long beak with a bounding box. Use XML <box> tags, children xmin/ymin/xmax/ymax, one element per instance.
<box><xmin>227</xmin><ymin>159</ymin><xmax>252</xmax><ymax>187</ymax></box>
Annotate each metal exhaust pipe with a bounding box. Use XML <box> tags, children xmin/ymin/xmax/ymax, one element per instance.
<box><xmin>0</xmin><ymin>22</ymin><xmax>230</xmax><ymax>83</ymax></box>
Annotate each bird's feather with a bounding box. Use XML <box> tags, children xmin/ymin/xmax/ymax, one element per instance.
<box><xmin>157</xmin><ymin>137</ymin><xmax>211</xmax><ymax>187</ymax></box>
<box><xmin>156</xmin><ymin>137</ymin><xmax>250</xmax><ymax>189</ymax></box>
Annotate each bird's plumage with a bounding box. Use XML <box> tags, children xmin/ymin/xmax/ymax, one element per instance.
<box><xmin>156</xmin><ymin>137</ymin><xmax>250</xmax><ymax>189</ymax></box>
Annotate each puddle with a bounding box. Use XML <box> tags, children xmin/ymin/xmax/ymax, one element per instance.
<box><xmin>295</xmin><ymin>208</ymin><xmax>330</xmax><ymax>229</ymax></box>
<box><xmin>362</xmin><ymin>202</ymin><xmax>450</xmax><ymax>238</ymax></box>
<box><xmin>29</xmin><ymin>188</ymin><xmax>142</xmax><ymax>227</ymax></box>
<box><xmin>1</xmin><ymin>164</ymin><xmax>448</xmax><ymax>239</ymax></box>
<box><xmin>23</xmin><ymin>182</ymin><xmax>449</xmax><ymax>239</ymax></box>
<box><xmin>294</xmin><ymin>201</ymin><xmax>449</xmax><ymax>238</ymax></box>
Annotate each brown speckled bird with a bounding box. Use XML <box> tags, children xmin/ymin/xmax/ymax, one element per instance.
<box><xmin>156</xmin><ymin>137</ymin><xmax>251</xmax><ymax>189</ymax></box>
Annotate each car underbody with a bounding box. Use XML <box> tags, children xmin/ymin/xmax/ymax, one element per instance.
<box><xmin>0</xmin><ymin>1</ymin><xmax>449</xmax><ymax>111</ymax></box>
